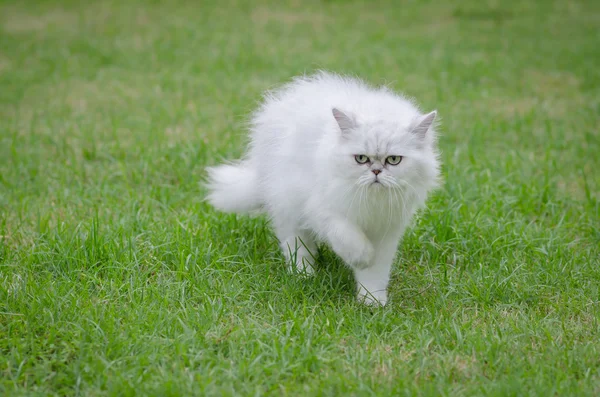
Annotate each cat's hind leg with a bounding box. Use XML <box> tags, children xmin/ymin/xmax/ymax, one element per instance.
<box><xmin>271</xmin><ymin>206</ymin><xmax>318</xmax><ymax>275</ymax></box>
<box><xmin>279</xmin><ymin>231</ymin><xmax>318</xmax><ymax>275</ymax></box>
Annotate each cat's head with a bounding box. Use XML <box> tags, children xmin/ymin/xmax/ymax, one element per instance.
<box><xmin>329</xmin><ymin>108</ymin><xmax>440</xmax><ymax>194</ymax></box>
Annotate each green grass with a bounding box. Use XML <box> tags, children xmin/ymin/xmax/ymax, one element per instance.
<box><xmin>1</xmin><ymin>0</ymin><xmax>599</xmax><ymax>395</ymax></box>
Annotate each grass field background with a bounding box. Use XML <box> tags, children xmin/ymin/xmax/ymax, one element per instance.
<box><xmin>1</xmin><ymin>0</ymin><xmax>599</xmax><ymax>395</ymax></box>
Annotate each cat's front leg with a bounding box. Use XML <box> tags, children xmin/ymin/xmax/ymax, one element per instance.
<box><xmin>353</xmin><ymin>235</ymin><xmax>400</xmax><ymax>306</ymax></box>
<box><xmin>320</xmin><ymin>216</ymin><xmax>374</xmax><ymax>268</ymax></box>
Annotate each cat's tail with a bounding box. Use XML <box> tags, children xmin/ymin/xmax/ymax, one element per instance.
<box><xmin>205</xmin><ymin>162</ymin><xmax>262</xmax><ymax>213</ymax></box>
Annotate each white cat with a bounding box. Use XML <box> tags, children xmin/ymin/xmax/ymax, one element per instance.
<box><xmin>206</xmin><ymin>72</ymin><xmax>440</xmax><ymax>306</ymax></box>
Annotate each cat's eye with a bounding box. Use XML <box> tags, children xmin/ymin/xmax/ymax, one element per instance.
<box><xmin>386</xmin><ymin>155</ymin><xmax>403</xmax><ymax>165</ymax></box>
<box><xmin>354</xmin><ymin>155</ymin><xmax>370</xmax><ymax>164</ymax></box>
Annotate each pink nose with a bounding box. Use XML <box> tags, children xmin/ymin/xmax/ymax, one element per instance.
<box><xmin>372</xmin><ymin>169</ymin><xmax>381</xmax><ymax>175</ymax></box>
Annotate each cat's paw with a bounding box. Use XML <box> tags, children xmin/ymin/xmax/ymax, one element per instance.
<box><xmin>356</xmin><ymin>286</ymin><xmax>388</xmax><ymax>307</ymax></box>
<box><xmin>330</xmin><ymin>236</ymin><xmax>374</xmax><ymax>268</ymax></box>
<box><xmin>326</xmin><ymin>222</ymin><xmax>374</xmax><ymax>268</ymax></box>
<box><xmin>345</xmin><ymin>241</ymin><xmax>374</xmax><ymax>269</ymax></box>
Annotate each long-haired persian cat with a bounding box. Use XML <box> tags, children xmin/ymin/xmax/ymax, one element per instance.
<box><xmin>206</xmin><ymin>72</ymin><xmax>440</xmax><ymax>306</ymax></box>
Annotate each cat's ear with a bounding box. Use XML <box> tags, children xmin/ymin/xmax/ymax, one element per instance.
<box><xmin>332</xmin><ymin>108</ymin><xmax>355</xmax><ymax>134</ymax></box>
<box><xmin>410</xmin><ymin>110</ymin><xmax>437</xmax><ymax>139</ymax></box>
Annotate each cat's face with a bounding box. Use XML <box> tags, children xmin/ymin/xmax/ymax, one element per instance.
<box><xmin>330</xmin><ymin>108</ymin><xmax>439</xmax><ymax>192</ymax></box>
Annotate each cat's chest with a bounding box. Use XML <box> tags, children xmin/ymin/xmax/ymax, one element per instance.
<box><xmin>346</xmin><ymin>196</ymin><xmax>403</xmax><ymax>237</ymax></box>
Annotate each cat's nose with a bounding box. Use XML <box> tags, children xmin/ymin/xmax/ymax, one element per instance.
<box><xmin>372</xmin><ymin>169</ymin><xmax>381</xmax><ymax>175</ymax></box>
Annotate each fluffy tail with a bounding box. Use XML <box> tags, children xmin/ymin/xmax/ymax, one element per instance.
<box><xmin>205</xmin><ymin>162</ymin><xmax>262</xmax><ymax>213</ymax></box>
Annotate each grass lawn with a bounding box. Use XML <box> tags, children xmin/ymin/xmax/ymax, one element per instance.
<box><xmin>1</xmin><ymin>0</ymin><xmax>599</xmax><ymax>395</ymax></box>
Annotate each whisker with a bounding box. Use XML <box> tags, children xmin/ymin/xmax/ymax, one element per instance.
<box><xmin>344</xmin><ymin>181</ymin><xmax>362</xmax><ymax>218</ymax></box>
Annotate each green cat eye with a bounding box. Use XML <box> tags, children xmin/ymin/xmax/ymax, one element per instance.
<box><xmin>386</xmin><ymin>155</ymin><xmax>403</xmax><ymax>165</ymax></box>
<box><xmin>354</xmin><ymin>155</ymin><xmax>370</xmax><ymax>164</ymax></box>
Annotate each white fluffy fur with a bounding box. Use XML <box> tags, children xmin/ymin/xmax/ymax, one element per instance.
<box><xmin>206</xmin><ymin>72</ymin><xmax>441</xmax><ymax>306</ymax></box>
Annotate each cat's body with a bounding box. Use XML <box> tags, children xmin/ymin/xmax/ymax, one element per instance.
<box><xmin>206</xmin><ymin>72</ymin><xmax>440</xmax><ymax>305</ymax></box>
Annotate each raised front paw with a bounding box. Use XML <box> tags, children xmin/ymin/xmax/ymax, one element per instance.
<box><xmin>349</xmin><ymin>241</ymin><xmax>374</xmax><ymax>269</ymax></box>
<box><xmin>332</xmin><ymin>237</ymin><xmax>374</xmax><ymax>269</ymax></box>
<box><xmin>323</xmin><ymin>218</ymin><xmax>374</xmax><ymax>269</ymax></box>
